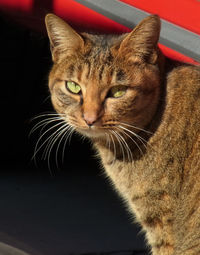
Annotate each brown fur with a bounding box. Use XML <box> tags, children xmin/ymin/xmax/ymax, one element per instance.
<box><xmin>45</xmin><ymin>14</ymin><xmax>200</xmax><ymax>254</ymax></box>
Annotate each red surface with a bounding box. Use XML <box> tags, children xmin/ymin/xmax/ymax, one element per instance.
<box><xmin>54</xmin><ymin>0</ymin><xmax>129</xmax><ymax>33</ymax></box>
<box><xmin>0</xmin><ymin>0</ymin><xmax>199</xmax><ymax>64</ymax></box>
<box><xmin>0</xmin><ymin>0</ymin><xmax>32</xmax><ymax>12</ymax></box>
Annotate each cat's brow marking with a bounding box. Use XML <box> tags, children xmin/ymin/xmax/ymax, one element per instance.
<box><xmin>98</xmin><ymin>65</ymin><xmax>105</xmax><ymax>81</ymax></box>
<box><xmin>83</xmin><ymin>60</ymin><xmax>91</xmax><ymax>80</ymax></box>
<box><xmin>116</xmin><ymin>69</ymin><xmax>125</xmax><ymax>82</ymax></box>
<box><xmin>67</xmin><ymin>64</ymin><xmax>75</xmax><ymax>77</ymax></box>
<box><xmin>106</xmin><ymin>51</ymin><xmax>114</xmax><ymax>63</ymax></box>
<box><xmin>76</xmin><ymin>64</ymin><xmax>83</xmax><ymax>81</ymax></box>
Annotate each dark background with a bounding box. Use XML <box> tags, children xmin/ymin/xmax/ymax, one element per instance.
<box><xmin>0</xmin><ymin>10</ymin><xmax>146</xmax><ymax>255</ymax></box>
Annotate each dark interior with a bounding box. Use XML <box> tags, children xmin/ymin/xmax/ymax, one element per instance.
<box><xmin>0</xmin><ymin>11</ymin><xmax>147</xmax><ymax>255</ymax></box>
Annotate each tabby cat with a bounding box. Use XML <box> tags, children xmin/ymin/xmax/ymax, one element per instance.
<box><xmin>45</xmin><ymin>13</ymin><xmax>200</xmax><ymax>255</ymax></box>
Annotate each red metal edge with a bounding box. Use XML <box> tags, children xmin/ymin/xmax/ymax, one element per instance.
<box><xmin>159</xmin><ymin>44</ymin><xmax>200</xmax><ymax>66</ymax></box>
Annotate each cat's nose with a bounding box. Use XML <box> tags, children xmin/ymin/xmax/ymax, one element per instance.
<box><xmin>83</xmin><ymin>112</ymin><xmax>98</xmax><ymax>126</ymax></box>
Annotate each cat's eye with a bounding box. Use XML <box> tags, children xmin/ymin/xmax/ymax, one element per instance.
<box><xmin>108</xmin><ymin>85</ymin><xmax>127</xmax><ymax>98</ymax></box>
<box><xmin>65</xmin><ymin>81</ymin><xmax>81</xmax><ymax>94</ymax></box>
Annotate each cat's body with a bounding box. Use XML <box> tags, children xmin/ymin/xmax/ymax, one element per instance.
<box><xmin>45</xmin><ymin>14</ymin><xmax>200</xmax><ymax>255</ymax></box>
<box><xmin>98</xmin><ymin>65</ymin><xmax>200</xmax><ymax>255</ymax></box>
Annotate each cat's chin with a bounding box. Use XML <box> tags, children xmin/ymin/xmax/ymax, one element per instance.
<box><xmin>76</xmin><ymin>127</ymin><xmax>106</xmax><ymax>139</ymax></box>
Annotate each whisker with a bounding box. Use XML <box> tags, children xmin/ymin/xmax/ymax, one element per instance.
<box><xmin>42</xmin><ymin>123</ymin><xmax>70</xmax><ymax>162</ymax></box>
<box><xmin>62</xmin><ymin>126</ymin><xmax>75</xmax><ymax>162</ymax></box>
<box><xmin>45</xmin><ymin>128</ymin><xmax>65</xmax><ymax>170</ymax></box>
<box><xmin>119</xmin><ymin>125</ymin><xmax>147</xmax><ymax>148</ymax></box>
<box><xmin>30</xmin><ymin>112</ymin><xmax>65</xmax><ymax>121</ymax></box>
<box><xmin>119</xmin><ymin>125</ymin><xmax>155</xmax><ymax>152</ymax></box>
<box><xmin>29</xmin><ymin>117</ymin><xmax>64</xmax><ymax>136</ymax></box>
<box><xmin>105</xmin><ymin>133</ymin><xmax>110</xmax><ymax>162</ymax></box>
<box><xmin>39</xmin><ymin>118</ymin><xmax>66</xmax><ymax>137</ymax></box>
<box><xmin>30</xmin><ymin>111</ymin><xmax>77</xmax><ymax>171</ymax></box>
<box><xmin>47</xmin><ymin>124</ymin><xmax>72</xmax><ymax>170</ymax></box>
<box><xmin>111</xmin><ymin>130</ymin><xmax>126</xmax><ymax>162</ymax></box>
<box><xmin>105</xmin><ymin>132</ymin><xmax>114</xmax><ymax>164</ymax></box>
<box><xmin>42</xmin><ymin>123</ymin><xmax>70</xmax><ymax>159</ymax></box>
<box><xmin>108</xmin><ymin>131</ymin><xmax>117</xmax><ymax>164</ymax></box>
<box><xmin>42</xmin><ymin>95</ymin><xmax>51</xmax><ymax>104</ymax></box>
<box><xmin>55</xmin><ymin>125</ymin><xmax>73</xmax><ymax>168</ymax></box>
<box><xmin>68</xmin><ymin>126</ymin><xmax>75</xmax><ymax>144</ymax></box>
<box><xmin>32</xmin><ymin>121</ymin><xmax>67</xmax><ymax>163</ymax></box>
<box><xmin>120</xmin><ymin>122</ymin><xmax>153</xmax><ymax>135</ymax></box>
<box><xmin>115</xmin><ymin>128</ymin><xmax>133</xmax><ymax>162</ymax></box>
<box><xmin>117</xmin><ymin>126</ymin><xmax>144</xmax><ymax>157</ymax></box>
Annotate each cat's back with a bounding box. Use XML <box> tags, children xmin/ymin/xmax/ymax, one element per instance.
<box><xmin>154</xmin><ymin>64</ymin><xmax>200</xmax><ymax>147</ymax></box>
<box><xmin>159</xmin><ymin>65</ymin><xmax>200</xmax><ymax>254</ymax></box>
<box><xmin>161</xmin><ymin>64</ymin><xmax>200</xmax><ymax>162</ymax></box>
<box><xmin>167</xmin><ymin>64</ymin><xmax>200</xmax><ymax>101</ymax></box>
<box><xmin>162</xmin><ymin>64</ymin><xmax>200</xmax><ymax>134</ymax></box>
<box><xmin>150</xmin><ymin>64</ymin><xmax>200</xmax><ymax>195</ymax></box>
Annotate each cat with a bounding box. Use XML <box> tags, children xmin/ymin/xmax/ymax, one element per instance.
<box><xmin>45</xmin><ymin>13</ymin><xmax>200</xmax><ymax>255</ymax></box>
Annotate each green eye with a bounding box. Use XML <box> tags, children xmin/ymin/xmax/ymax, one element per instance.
<box><xmin>109</xmin><ymin>86</ymin><xmax>127</xmax><ymax>98</ymax></box>
<box><xmin>66</xmin><ymin>81</ymin><xmax>81</xmax><ymax>94</ymax></box>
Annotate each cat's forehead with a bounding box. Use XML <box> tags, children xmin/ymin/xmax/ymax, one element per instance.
<box><xmin>82</xmin><ymin>36</ymin><xmax>113</xmax><ymax>63</ymax></box>
<box><xmin>52</xmin><ymin>33</ymin><xmax>128</xmax><ymax>89</ymax></box>
<box><xmin>71</xmin><ymin>57</ymin><xmax>125</xmax><ymax>90</ymax></box>
<box><xmin>83</xmin><ymin>33</ymin><xmax>124</xmax><ymax>48</ymax></box>
<box><xmin>82</xmin><ymin>33</ymin><xmax>126</xmax><ymax>62</ymax></box>
<box><xmin>75</xmin><ymin>34</ymin><xmax>126</xmax><ymax>84</ymax></box>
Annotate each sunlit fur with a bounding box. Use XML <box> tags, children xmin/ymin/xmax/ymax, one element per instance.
<box><xmin>45</xmin><ymin>14</ymin><xmax>162</xmax><ymax>160</ymax></box>
<box><xmin>44</xmin><ymin>14</ymin><xmax>200</xmax><ymax>255</ymax></box>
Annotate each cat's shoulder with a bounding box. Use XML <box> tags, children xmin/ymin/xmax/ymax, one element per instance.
<box><xmin>167</xmin><ymin>64</ymin><xmax>200</xmax><ymax>87</ymax></box>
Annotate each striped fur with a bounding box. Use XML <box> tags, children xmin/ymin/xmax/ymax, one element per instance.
<box><xmin>45</xmin><ymin>14</ymin><xmax>200</xmax><ymax>255</ymax></box>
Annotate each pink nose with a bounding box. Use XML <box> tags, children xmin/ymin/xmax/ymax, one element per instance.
<box><xmin>83</xmin><ymin>112</ymin><xmax>98</xmax><ymax>126</ymax></box>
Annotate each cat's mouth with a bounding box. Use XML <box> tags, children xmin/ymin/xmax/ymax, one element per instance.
<box><xmin>76</xmin><ymin>125</ymin><xmax>108</xmax><ymax>138</ymax></box>
<box><xmin>67</xmin><ymin>117</ymin><xmax>113</xmax><ymax>138</ymax></box>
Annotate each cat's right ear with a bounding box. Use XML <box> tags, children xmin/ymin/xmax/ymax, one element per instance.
<box><xmin>45</xmin><ymin>14</ymin><xmax>84</xmax><ymax>62</ymax></box>
<box><xmin>115</xmin><ymin>15</ymin><xmax>161</xmax><ymax>64</ymax></box>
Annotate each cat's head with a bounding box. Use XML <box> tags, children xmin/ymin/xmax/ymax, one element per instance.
<box><xmin>45</xmin><ymin>14</ymin><xmax>162</xmax><ymax>142</ymax></box>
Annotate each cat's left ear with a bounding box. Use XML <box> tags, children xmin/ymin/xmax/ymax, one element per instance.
<box><xmin>45</xmin><ymin>14</ymin><xmax>84</xmax><ymax>62</ymax></box>
<box><xmin>117</xmin><ymin>15</ymin><xmax>161</xmax><ymax>64</ymax></box>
